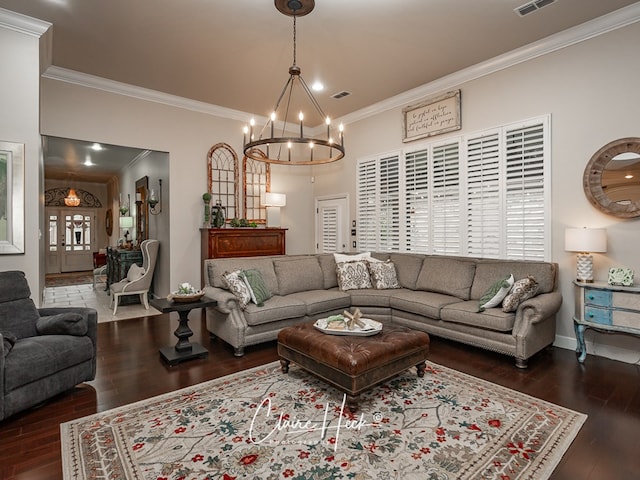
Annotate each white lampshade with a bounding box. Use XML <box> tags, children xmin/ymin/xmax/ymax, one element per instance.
<box><xmin>565</xmin><ymin>228</ymin><xmax>607</xmax><ymax>253</ymax></box>
<box><xmin>119</xmin><ymin>216</ymin><xmax>134</xmax><ymax>229</ymax></box>
<box><xmin>261</xmin><ymin>192</ymin><xmax>287</xmax><ymax>207</ymax></box>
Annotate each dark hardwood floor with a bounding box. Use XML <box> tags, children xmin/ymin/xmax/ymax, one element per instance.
<box><xmin>1</xmin><ymin>312</ymin><xmax>639</xmax><ymax>479</ymax></box>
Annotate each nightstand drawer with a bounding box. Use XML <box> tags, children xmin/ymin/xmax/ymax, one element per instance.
<box><xmin>584</xmin><ymin>306</ymin><xmax>612</xmax><ymax>325</ymax></box>
<box><xmin>612</xmin><ymin>292</ymin><xmax>640</xmax><ymax>312</ymax></box>
<box><xmin>584</xmin><ymin>289</ymin><xmax>611</xmax><ymax>307</ymax></box>
<box><xmin>612</xmin><ymin>310</ymin><xmax>640</xmax><ymax>329</ymax></box>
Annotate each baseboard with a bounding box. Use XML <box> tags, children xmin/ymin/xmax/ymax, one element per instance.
<box><xmin>554</xmin><ymin>334</ymin><xmax>640</xmax><ymax>364</ymax></box>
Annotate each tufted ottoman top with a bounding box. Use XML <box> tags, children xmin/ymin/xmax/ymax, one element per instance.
<box><xmin>277</xmin><ymin>322</ymin><xmax>430</xmax><ymax>375</ymax></box>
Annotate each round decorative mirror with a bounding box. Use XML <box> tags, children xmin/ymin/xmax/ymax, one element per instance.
<box><xmin>583</xmin><ymin>137</ymin><xmax>640</xmax><ymax>218</ymax></box>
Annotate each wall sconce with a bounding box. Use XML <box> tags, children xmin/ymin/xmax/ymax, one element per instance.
<box><xmin>148</xmin><ymin>179</ymin><xmax>162</xmax><ymax>215</ymax></box>
<box><xmin>64</xmin><ymin>188</ymin><xmax>80</xmax><ymax>207</ymax></box>
<box><xmin>119</xmin><ymin>193</ymin><xmax>130</xmax><ymax>216</ymax></box>
<box><xmin>565</xmin><ymin>227</ymin><xmax>607</xmax><ymax>282</ymax></box>
<box><xmin>261</xmin><ymin>192</ymin><xmax>286</xmax><ymax>227</ymax></box>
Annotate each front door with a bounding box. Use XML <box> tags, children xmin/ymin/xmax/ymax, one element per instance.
<box><xmin>46</xmin><ymin>209</ymin><xmax>96</xmax><ymax>273</ymax></box>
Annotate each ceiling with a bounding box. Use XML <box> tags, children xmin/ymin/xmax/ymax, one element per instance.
<box><xmin>1</xmin><ymin>0</ymin><xmax>638</xmax><ymax>180</ymax></box>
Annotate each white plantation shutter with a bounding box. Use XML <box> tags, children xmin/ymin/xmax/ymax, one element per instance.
<box><xmin>320</xmin><ymin>206</ymin><xmax>338</xmax><ymax>253</ymax></box>
<box><xmin>405</xmin><ymin>148</ymin><xmax>429</xmax><ymax>252</ymax></box>
<box><xmin>465</xmin><ymin>132</ymin><xmax>501</xmax><ymax>258</ymax></box>
<box><xmin>356</xmin><ymin>115</ymin><xmax>549</xmax><ymax>260</ymax></box>
<box><xmin>356</xmin><ymin>159</ymin><xmax>378</xmax><ymax>251</ymax></box>
<box><xmin>431</xmin><ymin>143</ymin><xmax>461</xmax><ymax>255</ymax></box>
<box><xmin>379</xmin><ymin>154</ymin><xmax>400</xmax><ymax>251</ymax></box>
<box><xmin>504</xmin><ymin>122</ymin><xmax>547</xmax><ymax>260</ymax></box>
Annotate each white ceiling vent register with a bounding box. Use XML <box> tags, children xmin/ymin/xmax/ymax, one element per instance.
<box><xmin>331</xmin><ymin>91</ymin><xmax>352</xmax><ymax>99</ymax></box>
<box><xmin>515</xmin><ymin>0</ymin><xmax>556</xmax><ymax>17</ymax></box>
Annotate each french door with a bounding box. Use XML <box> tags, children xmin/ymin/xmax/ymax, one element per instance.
<box><xmin>46</xmin><ymin>209</ymin><xmax>96</xmax><ymax>273</ymax></box>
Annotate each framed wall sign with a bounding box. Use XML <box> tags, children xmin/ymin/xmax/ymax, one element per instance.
<box><xmin>0</xmin><ymin>141</ymin><xmax>25</xmax><ymax>254</ymax></box>
<box><xmin>402</xmin><ymin>90</ymin><xmax>461</xmax><ymax>143</ymax></box>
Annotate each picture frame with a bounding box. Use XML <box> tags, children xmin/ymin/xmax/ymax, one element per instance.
<box><xmin>402</xmin><ymin>90</ymin><xmax>461</xmax><ymax>143</ymax></box>
<box><xmin>0</xmin><ymin>141</ymin><xmax>25</xmax><ymax>254</ymax></box>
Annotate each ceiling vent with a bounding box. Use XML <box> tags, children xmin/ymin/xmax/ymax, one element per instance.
<box><xmin>331</xmin><ymin>90</ymin><xmax>352</xmax><ymax>99</ymax></box>
<box><xmin>515</xmin><ymin>0</ymin><xmax>556</xmax><ymax>17</ymax></box>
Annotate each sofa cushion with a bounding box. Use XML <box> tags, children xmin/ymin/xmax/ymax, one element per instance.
<box><xmin>470</xmin><ymin>260</ymin><xmax>556</xmax><ymax>299</ymax></box>
<box><xmin>288</xmin><ymin>290</ymin><xmax>351</xmax><ymax>316</ymax></box>
<box><xmin>4</xmin><ymin>335</ymin><xmax>95</xmax><ymax>393</ymax></box>
<box><xmin>390</xmin><ymin>290</ymin><xmax>463</xmax><ymax>319</ymax></box>
<box><xmin>221</xmin><ymin>271</ymin><xmax>251</xmax><ymax>309</ymax></box>
<box><xmin>240</xmin><ymin>269</ymin><xmax>272</xmax><ymax>306</ymax></box>
<box><xmin>349</xmin><ymin>288</ymin><xmax>397</xmax><ymax>308</ymax></box>
<box><xmin>336</xmin><ymin>261</ymin><xmax>372</xmax><ymax>291</ymax></box>
<box><xmin>388</xmin><ymin>253</ymin><xmax>424</xmax><ymax>290</ymax></box>
<box><xmin>416</xmin><ymin>257</ymin><xmax>476</xmax><ymax>300</ymax></box>
<box><xmin>243</xmin><ymin>296</ymin><xmax>307</xmax><ymax>326</ymax></box>
<box><xmin>317</xmin><ymin>254</ymin><xmax>339</xmax><ymax>289</ymax></box>
<box><xmin>274</xmin><ymin>257</ymin><xmax>324</xmax><ymax>295</ymax></box>
<box><xmin>502</xmin><ymin>276</ymin><xmax>539</xmax><ymax>312</ymax></box>
<box><xmin>367</xmin><ymin>260</ymin><xmax>401</xmax><ymax>289</ymax></box>
<box><xmin>36</xmin><ymin>312</ymin><xmax>88</xmax><ymax>336</ymax></box>
<box><xmin>208</xmin><ymin>257</ymin><xmax>279</xmax><ymax>294</ymax></box>
<box><xmin>478</xmin><ymin>274</ymin><xmax>514</xmax><ymax>312</ymax></box>
<box><xmin>441</xmin><ymin>301</ymin><xmax>516</xmax><ymax>332</ymax></box>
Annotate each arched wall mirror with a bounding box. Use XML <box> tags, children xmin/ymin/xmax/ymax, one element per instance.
<box><xmin>583</xmin><ymin>137</ymin><xmax>640</xmax><ymax>218</ymax></box>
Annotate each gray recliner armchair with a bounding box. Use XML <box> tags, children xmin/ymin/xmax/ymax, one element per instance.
<box><xmin>0</xmin><ymin>271</ymin><xmax>97</xmax><ymax>421</ymax></box>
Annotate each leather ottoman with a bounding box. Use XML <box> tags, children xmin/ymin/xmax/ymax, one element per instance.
<box><xmin>277</xmin><ymin>322</ymin><xmax>430</xmax><ymax>412</ymax></box>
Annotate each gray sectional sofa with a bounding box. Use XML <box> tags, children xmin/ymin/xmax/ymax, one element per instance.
<box><xmin>202</xmin><ymin>252</ymin><xmax>561</xmax><ymax>368</ymax></box>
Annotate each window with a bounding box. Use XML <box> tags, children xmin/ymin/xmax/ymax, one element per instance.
<box><xmin>243</xmin><ymin>153</ymin><xmax>270</xmax><ymax>223</ymax></box>
<box><xmin>357</xmin><ymin>115</ymin><xmax>550</xmax><ymax>260</ymax></box>
<box><xmin>207</xmin><ymin>143</ymin><xmax>239</xmax><ymax>221</ymax></box>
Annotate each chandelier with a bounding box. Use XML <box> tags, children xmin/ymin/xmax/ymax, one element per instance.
<box><xmin>64</xmin><ymin>188</ymin><xmax>80</xmax><ymax>207</ymax></box>
<box><xmin>242</xmin><ymin>0</ymin><xmax>345</xmax><ymax>165</ymax></box>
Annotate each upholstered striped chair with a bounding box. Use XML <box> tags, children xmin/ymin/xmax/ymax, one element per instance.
<box><xmin>109</xmin><ymin>239</ymin><xmax>159</xmax><ymax>314</ymax></box>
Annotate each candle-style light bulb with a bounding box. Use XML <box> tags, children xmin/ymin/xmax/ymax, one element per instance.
<box><xmin>299</xmin><ymin>111</ymin><xmax>304</xmax><ymax>137</ymax></box>
<box><xmin>309</xmin><ymin>141</ymin><xmax>314</xmax><ymax>162</ymax></box>
<box><xmin>287</xmin><ymin>141</ymin><xmax>292</xmax><ymax>162</ymax></box>
<box><xmin>243</xmin><ymin>125</ymin><xmax>249</xmax><ymax>145</ymax></box>
<box><xmin>249</xmin><ymin>118</ymin><xmax>255</xmax><ymax>141</ymax></box>
<box><xmin>339</xmin><ymin>123</ymin><xmax>344</xmax><ymax>146</ymax></box>
<box><xmin>326</xmin><ymin>116</ymin><xmax>331</xmax><ymax>138</ymax></box>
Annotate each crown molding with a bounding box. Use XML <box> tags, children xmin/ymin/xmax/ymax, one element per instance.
<box><xmin>40</xmin><ymin>3</ymin><xmax>640</xmax><ymax>127</ymax></box>
<box><xmin>0</xmin><ymin>7</ymin><xmax>51</xmax><ymax>37</ymax></box>
<box><xmin>42</xmin><ymin>66</ymin><xmax>250</xmax><ymax>123</ymax></box>
<box><xmin>339</xmin><ymin>2</ymin><xmax>640</xmax><ymax>126</ymax></box>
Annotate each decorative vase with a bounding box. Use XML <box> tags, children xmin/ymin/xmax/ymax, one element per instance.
<box><xmin>212</xmin><ymin>200</ymin><xmax>226</xmax><ymax>228</ymax></box>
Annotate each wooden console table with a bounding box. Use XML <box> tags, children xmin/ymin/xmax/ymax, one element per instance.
<box><xmin>573</xmin><ymin>280</ymin><xmax>640</xmax><ymax>363</ymax></box>
<box><xmin>200</xmin><ymin>228</ymin><xmax>286</xmax><ymax>284</ymax></box>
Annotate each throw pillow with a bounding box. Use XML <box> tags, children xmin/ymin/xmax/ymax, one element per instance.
<box><xmin>336</xmin><ymin>260</ymin><xmax>372</xmax><ymax>291</ymax></box>
<box><xmin>36</xmin><ymin>312</ymin><xmax>87</xmax><ymax>336</ymax></box>
<box><xmin>240</xmin><ymin>269</ymin><xmax>272</xmax><ymax>306</ymax></box>
<box><xmin>221</xmin><ymin>270</ymin><xmax>251</xmax><ymax>309</ymax></box>
<box><xmin>2</xmin><ymin>332</ymin><xmax>17</xmax><ymax>357</ymax></box>
<box><xmin>502</xmin><ymin>276</ymin><xmax>539</xmax><ymax>312</ymax></box>
<box><xmin>478</xmin><ymin>274</ymin><xmax>514</xmax><ymax>312</ymax></box>
<box><xmin>367</xmin><ymin>260</ymin><xmax>401</xmax><ymax>289</ymax></box>
<box><xmin>333</xmin><ymin>252</ymin><xmax>371</xmax><ymax>264</ymax></box>
<box><xmin>126</xmin><ymin>264</ymin><xmax>145</xmax><ymax>282</ymax></box>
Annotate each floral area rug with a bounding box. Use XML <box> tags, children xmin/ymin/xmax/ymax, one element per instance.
<box><xmin>61</xmin><ymin>361</ymin><xmax>586</xmax><ymax>480</ymax></box>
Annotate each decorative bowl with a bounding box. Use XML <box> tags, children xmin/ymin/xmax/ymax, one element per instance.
<box><xmin>168</xmin><ymin>291</ymin><xmax>205</xmax><ymax>303</ymax></box>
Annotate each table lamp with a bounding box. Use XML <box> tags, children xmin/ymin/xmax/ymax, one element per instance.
<box><xmin>261</xmin><ymin>192</ymin><xmax>286</xmax><ymax>227</ymax></box>
<box><xmin>565</xmin><ymin>227</ymin><xmax>607</xmax><ymax>282</ymax></box>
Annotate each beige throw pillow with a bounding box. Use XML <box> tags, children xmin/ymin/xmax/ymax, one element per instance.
<box><xmin>367</xmin><ymin>260</ymin><xmax>401</xmax><ymax>289</ymax></box>
<box><xmin>336</xmin><ymin>260</ymin><xmax>372</xmax><ymax>291</ymax></box>
<box><xmin>126</xmin><ymin>264</ymin><xmax>145</xmax><ymax>282</ymax></box>
<box><xmin>502</xmin><ymin>276</ymin><xmax>539</xmax><ymax>312</ymax></box>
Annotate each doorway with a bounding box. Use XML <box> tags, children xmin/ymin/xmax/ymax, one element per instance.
<box><xmin>315</xmin><ymin>194</ymin><xmax>350</xmax><ymax>253</ymax></box>
<box><xmin>46</xmin><ymin>208</ymin><xmax>97</xmax><ymax>274</ymax></box>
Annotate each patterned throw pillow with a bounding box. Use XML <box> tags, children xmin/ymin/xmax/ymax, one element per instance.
<box><xmin>126</xmin><ymin>264</ymin><xmax>145</xmax><ymax>282</ymax></box>
<box><xmin>239</xmin><ymin>269</ymin><xmax>272</xmax><ymax>306</ymax></box>
<box><xmin>367</xmin><ymin>260</ymin><xmax>400</xmax><ymax>289</ymax></box>
<box><xmin>336</xmin><ymin>260</ymin><xmax>372</xmax><ymax>291</ymax></box>
<box><xmin>502</xmin><ymin>276</ymin><xmax>539</xmax><ymax>312</ymax></box>
<box><xmin>221</xmin><ymin>270</ymin><xmax>251</xmax><ymax>309</ymax></box>
<box><xmin>478</xmin><ymin>274</ymin><xmax>514</xmax><ymax>312</ymax></box>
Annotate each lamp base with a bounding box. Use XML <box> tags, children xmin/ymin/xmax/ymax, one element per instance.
<box><xmin>576</xmin><ymin>253</ymin><xmax>594</xmax><ymax>283</ymax></box>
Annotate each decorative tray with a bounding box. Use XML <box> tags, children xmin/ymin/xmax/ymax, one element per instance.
<box><xmin>167</xmin><ymin>291</ymin><xmax>205</xmax><ymax>303</ymax></box>
<box><xmin>313</xmin><ymin>317</ymin><xmax>382</xmax><ymax>336</ymax></box>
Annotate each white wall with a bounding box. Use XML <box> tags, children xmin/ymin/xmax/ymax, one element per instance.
<box><xmin>40</xmin><ymin>80</ymin><xmax>316</xmax><ymax>292</ymax></box>
<box><xmin>312</xmin><ymin>22</ymin><xmax>640</xmax><ymax>363</ymax></box>
<box><xmin>0</xmin><ymin>20</ymin><xmax>47</xmax><ymax>301</ymax></box>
